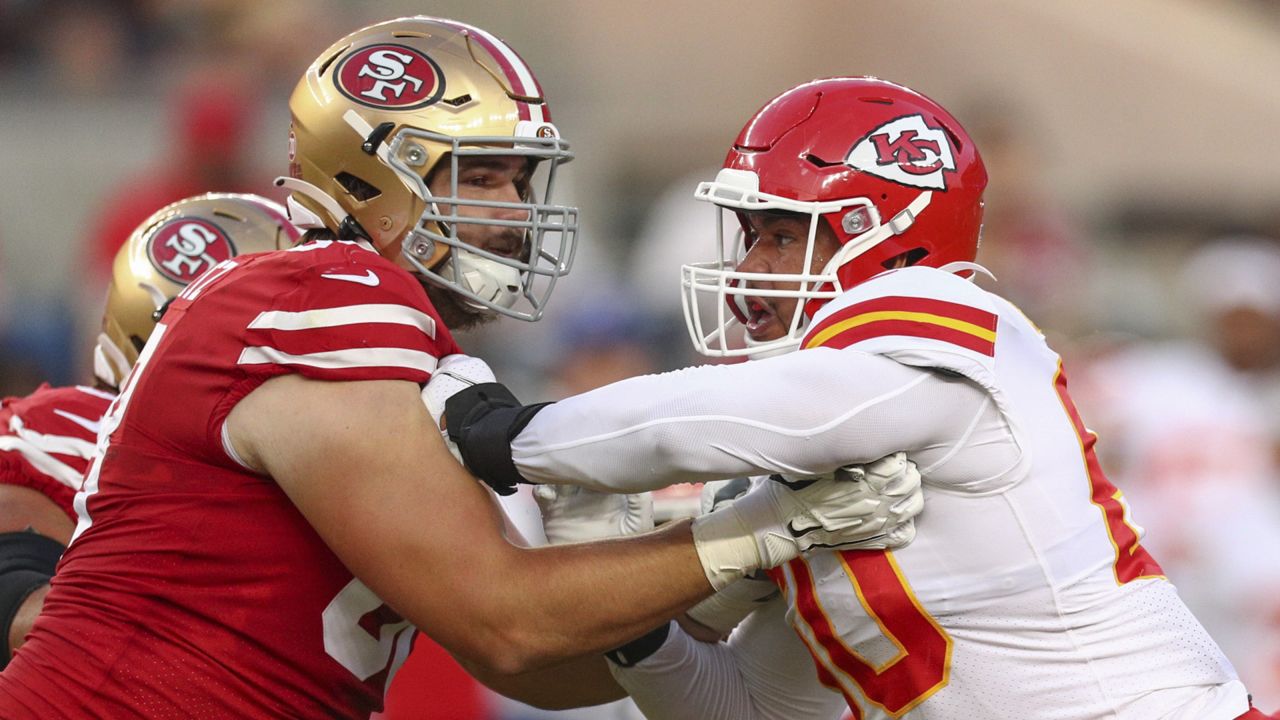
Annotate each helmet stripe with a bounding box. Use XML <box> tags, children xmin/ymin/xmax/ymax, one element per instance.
<box><xmin>435</xmin><ymin>19</ymin><xmax>545</xmax><ymax>123</ymax></box>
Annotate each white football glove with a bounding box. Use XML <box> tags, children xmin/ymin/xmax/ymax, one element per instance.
<box><xmin>685</xmin><ymin>478</ymin><xmax>780</xmax><ymax>636</ymax></box>
<box><xmin>421</xmin><ymin>354</ymin><xmax>496</xmax><ymax>463</ymax></box>
<box><xmin>698</xmin><ymin>477</ymin><xmax>755</xmax><ymax>516</ymax></box>
<box><xmin>534</xmin><ymin>484</ymin><xmax>655</xmax><ymax>545</ymax></box>
<box><xmin>691</xmin><ymin>452</ymin><xmax>923</xmax><ymax>590</ymax></box>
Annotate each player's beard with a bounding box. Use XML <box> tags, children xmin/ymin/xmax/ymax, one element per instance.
<box><xmin>424</xmin><ymin>282</ymin><xmax>498</xmax><ymax>332</ymax></box>
<box><xmin>423</xmin><ymin>227</ymin><xmax>528</xmax><ymax>332</ymax></box>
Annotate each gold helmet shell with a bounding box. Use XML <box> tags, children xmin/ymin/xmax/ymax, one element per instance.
<box><xmin>94</xmin><ymin>193</ymin><xmax>300</xmax><ymax>389</ymax></box>
<box><xmin>285</xmin><ymin>16</ymin><xmax>577</xmax><ymax>321</ymax></box>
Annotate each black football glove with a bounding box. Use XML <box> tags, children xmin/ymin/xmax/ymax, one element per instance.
<box><xmin>444</xmin><ymin>382</ymin><xmax>553</xmax><ymax>496</ymax></box>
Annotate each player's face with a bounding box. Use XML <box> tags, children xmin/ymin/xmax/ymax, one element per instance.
<box><xmin>736</xmin><ymin>213</ymin><xmax>841</xmax><ymax>342</ymax></box>
<box><xmin>425</xmin><ymin>154</ymin><xmax>532</xmax><ymax>264</ymax></box>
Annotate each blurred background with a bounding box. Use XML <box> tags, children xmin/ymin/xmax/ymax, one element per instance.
<box><xmin>1</xmin><ymin>0</ymin><xmax>1278</xmax><ymax>717</ymax></box>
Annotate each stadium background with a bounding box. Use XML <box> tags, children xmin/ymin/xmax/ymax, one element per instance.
<box><xmin>0</xmin><ymin>1</ymin><xmax>1277</xmax><ymax>717</ymax></box>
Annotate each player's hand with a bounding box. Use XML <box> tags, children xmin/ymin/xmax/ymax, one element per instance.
<box><xmin>699</xmin><ymin>477</ymin><xmax>754</xmax><ymax>516</ymax></box>
<box><xmin>534</xmin><ymin>484</ymin><xmax>654</xmax><ymax>545</ymax></box>
<box><xmin>773</xmin><ymin>451</ymin><xmax>923</xmax><ymax>551</ymax></box>
<box><xmin>684</xmin><ymin>478</ymin><xmax>778</xmax><ymax>637</ymax></box>
<box><xmin>690</xmin><ymin>452</ymin><xmax>923</xmax><ymax>589</ymax></box>
<box><xmin>443</xmin><ymin>382</ymin><xmax>552</xmax><ymax>496</ymax></box>
<box><xmin>420</xmin><ymin>354</ymin><xmax>496</xmax><ymax>464</ymax></box>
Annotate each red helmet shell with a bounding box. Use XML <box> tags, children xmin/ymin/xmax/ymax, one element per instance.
<box><xmin>725</xmin><ymin>77</ymin><xmax>987</xmax><ymax>292</ymax></box>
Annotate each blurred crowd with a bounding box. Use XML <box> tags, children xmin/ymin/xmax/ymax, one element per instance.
<box><xmin>1</xmin><ymin>1</ymin><xmax>1278</xmax><ymax>718</ymax></box>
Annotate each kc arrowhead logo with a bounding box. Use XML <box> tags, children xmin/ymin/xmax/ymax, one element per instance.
<box><xmin>845</xmin><ymin>114</ymin><xmax>956</xmax><ymax>190</ymax></box>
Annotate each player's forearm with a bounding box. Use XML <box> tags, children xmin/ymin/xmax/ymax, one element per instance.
<box><xmin>437</xmin><ymin>520</ymin><xmax>710</xmax><ymax>674</ymax></box>
<box><xmin>0</xmin><ymin>485</ymin><xmax>75</xmax><ymax>544</ymax></box>
<box><xmin>6</xmin><ymin>584</ymin><xmax>49</xmax><ymax>658</ymax></box>
<box><xmin>0</xmin><ymin>487</ymin><xmax>73</xmax><ymax>662</ymax></box>
<box><xmin>462</xmin><ymin>651</ymin><xmax>627</xmax><ymax>709</ymax></box>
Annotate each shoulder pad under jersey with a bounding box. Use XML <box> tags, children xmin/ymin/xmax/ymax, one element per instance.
<box><xmin>802</xmin><ymin>267</ymin><xmax>1000</xmax><ymax>390</ymax></box>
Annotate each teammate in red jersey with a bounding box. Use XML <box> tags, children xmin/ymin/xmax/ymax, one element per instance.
<box><xmin>0</xmin><ymin>193</ymin><xmax>297</xmax><ymax>668</ymax></box>
<box><xmin>0</xmin><ymin>18</ymin><xmax>924</xmax><ymax>719</ymax></box>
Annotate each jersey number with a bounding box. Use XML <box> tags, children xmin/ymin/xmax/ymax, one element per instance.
<box><xmin>323</xmin><ymin>578</ymin><xmax>415</xmax><ymax>683</ymax></box>
<box><xmin>773</xmin><ymin>551</ymin><xmax>951</xmax><ymax>718</ymax></box>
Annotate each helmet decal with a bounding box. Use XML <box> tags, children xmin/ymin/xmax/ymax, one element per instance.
<box><xmin>334</xmin><ymin>44</ymin><xmax>445</xmax><ymax>110</ymax></box>
<box><xmin>681</xmin><ymin>78</ymin><xmax>986</xmax><ymax>358</ymax></box>
<box><xmin>289</xmin><ymin>18</ymin><xmax>577</xmax><ymax>321</ymax></box>
<box><xmin>845</xmin><ymin>114</ymin><xmax>956</xmax><ymax>191</ymax></box>
<box><xmin>146</xmin><ymin>218</ymin><xmax>237</xmax><ymax>284</ymax></box>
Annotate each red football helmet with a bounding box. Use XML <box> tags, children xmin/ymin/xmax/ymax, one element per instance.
<box><xmin>682</xmin><ymin>77</ymin><xmax>988</xmax><ymax>357</ymax></box>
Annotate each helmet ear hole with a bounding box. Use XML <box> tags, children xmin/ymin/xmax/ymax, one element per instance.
<box><xmin>335</xmin><ymin>172</ymin><xmax>382</xmax><ymax>201</ymax></box>
<box><xmin>883</xmin><ymin>248</ymin><xmax>929</xmax><ymax>270</ymax></box>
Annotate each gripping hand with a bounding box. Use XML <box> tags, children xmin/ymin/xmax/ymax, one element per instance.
<box><xmin>535</xmin><ymin>484</ymin><xmax>654</xmax><ymax>545</ymax></box>
<box><xmin>774</xmin><ymin>451</ymin><xmax>923</xmax><ymax>551</ymax></box>
<box><xmin>690</xmin><ymin>452</ymin><xmax>923</xmax><ymax>589</ymax></box>
<box><xmin>683</xmin><ymin>477</ymin><xmax>779</xmax><ymax>636</ymax></box>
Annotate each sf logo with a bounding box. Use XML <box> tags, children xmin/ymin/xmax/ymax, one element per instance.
<box><xmin>870</xmin><ymin>130</ymin><xmax>942</xmax><ymax>176</ymax></box>
<box><xmin>356</xmin><ymin>49</ymin><xmax>424</xmax><ymax>102</ymax></box>
<box><xmin>160</xmin><ymin>223</ymin><xmax>221</xmax><ymax>278</ymax></box>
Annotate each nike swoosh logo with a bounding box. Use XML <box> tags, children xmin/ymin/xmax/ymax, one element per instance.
<box><xmin>787</xmin><ymin>521</ymin><xmax>818</xmax><ymax>539</ymax></box>
<box><xmin>320</xmin><ymin>269</ymin><xmax>380</xmax><ymax>287</ymax></box>
<box><xmin>53</xmin><ymin>409</ymin><xmax>102</xmax><ymax>435</ymax></box>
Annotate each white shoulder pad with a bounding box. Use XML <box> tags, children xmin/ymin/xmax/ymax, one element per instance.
<box><xmin>802</xmin><ymin>267</ymin><xmax>1000</xmax><ymax>390</ymax></box>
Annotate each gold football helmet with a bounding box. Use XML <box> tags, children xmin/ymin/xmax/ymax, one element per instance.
<box><xmin>284</xmin><ymin>16</ymin><xmax>577</xmax><ymax>321</ymax></box>
<box><xmin>94</xmin><ymin>193</ymin><xmax>300</xmax><ymax>389</ymax></box>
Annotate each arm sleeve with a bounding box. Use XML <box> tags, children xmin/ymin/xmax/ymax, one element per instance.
<box><xmin>512</xmin><ymin>347</ymin><xmax>1019</xmax><ymax>493</ymax></box>
<box><xmin>610</xmin><ymin>597</ymin><xmax>845</xmax><ymax>720</ymax></box>
<box><xmin>239</xmin><ymin>265</ymin><xmax>452</xmax><ymax>386</ymax></box>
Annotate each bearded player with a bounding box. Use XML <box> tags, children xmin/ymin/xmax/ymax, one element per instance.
<box><xmin>0</xmin><ymin>22</ymin><xmax>925</xmax><ymax>719</ymax></box>
<box><xmin>0</xmin><ymin>192</ymin><xmax>297</xmax><ymax>671</ymax></box>
<box><xmin>444</xmin><ymin>77</ymin><xmax>1273</xmax><ymax>719</ymax></box>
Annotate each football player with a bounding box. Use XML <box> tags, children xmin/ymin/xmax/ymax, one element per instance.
<box><xmin>443</xmin><ymin>78</ymin><xmax>1275</xmax><ymax>719</ymax></box>
<box><xmin>0</xmin><ymin>193</ymin><xmax>298</xmax><ymax>668</ymax></box>
<box><xmin>0</xmin><ymin>21</ymin><xmax>924</xmax><ymax>719</ymax></box>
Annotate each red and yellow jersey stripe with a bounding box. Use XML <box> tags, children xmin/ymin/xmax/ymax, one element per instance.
<box><xmin>802</xmin><ymin>295</ymin><xmax>998</xmax><ymax>356</ymax></box>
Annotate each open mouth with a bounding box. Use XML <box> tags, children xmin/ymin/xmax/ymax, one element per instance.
<box><xmin>743</xmin><ymin>297</ymin><xmax>778</xmax><ymax>337</ymax></box>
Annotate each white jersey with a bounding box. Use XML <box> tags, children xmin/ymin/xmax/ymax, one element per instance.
<box><xmin>513</xmin><ymin>267</ymin><xmax>1249</xmax><ymax>720</ymax></box>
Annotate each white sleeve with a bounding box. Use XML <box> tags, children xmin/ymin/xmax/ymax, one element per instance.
<box><xmin>512</xmin><ymin>347</ymin><xmax>1019</xmax><ymax>493</ymax></box>
<box><xmin>610</xmin><ymin>598</ymin><xmax>846</xmax><ymax>720</ymax></box>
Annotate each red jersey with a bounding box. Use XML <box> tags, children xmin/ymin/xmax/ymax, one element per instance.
<box><xmin>0</xmin><ymin>384</ymin><xmax>114</xmax><ymax>520</ymax></box>
<box><xmin>0</xmin><ymin>240</ymin><xmax>460</xmax><ymax>719</ymax></box>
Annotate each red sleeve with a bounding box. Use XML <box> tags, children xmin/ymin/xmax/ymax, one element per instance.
<box><xmin>233</xmin><ymin>249</ymin><xmax>456</xmax><ymax>386</ymax></box>
<box><xmin>0</xmin><ymin>385</ymin><xmax>114</xmax><ymax>520</ymax></box>
<box><xmin>132</xmin><ymin>242</ymin><xmax>462</xmax><ymax>469</ymax></box>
